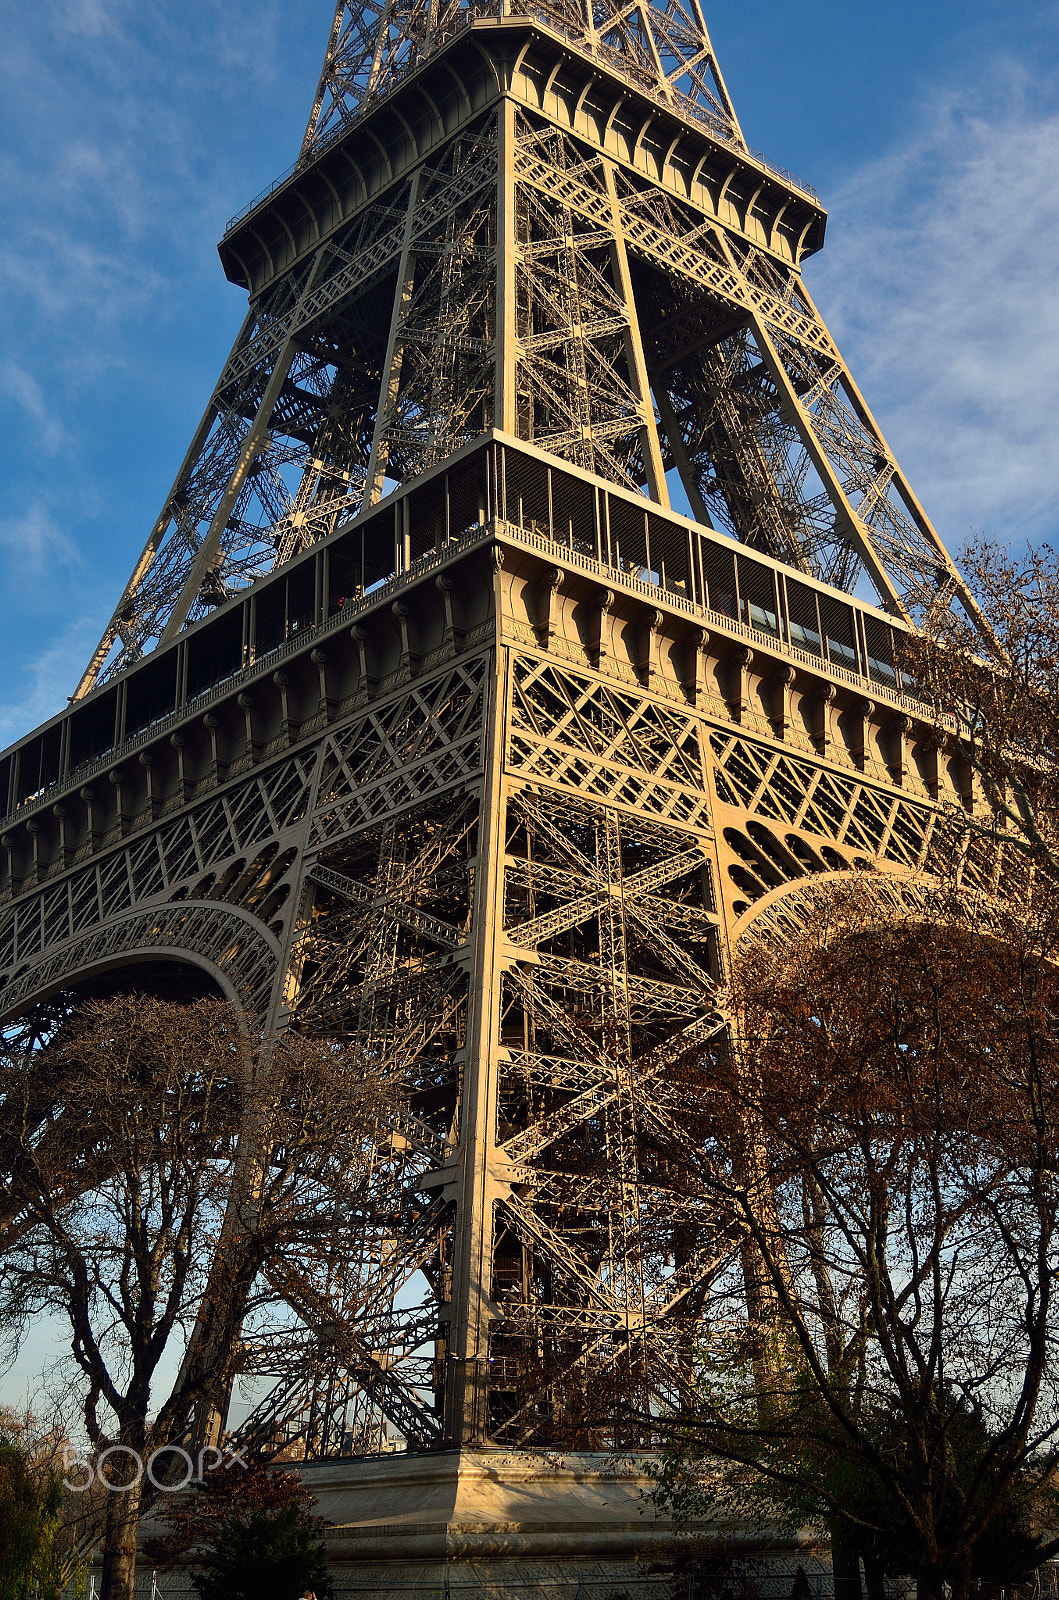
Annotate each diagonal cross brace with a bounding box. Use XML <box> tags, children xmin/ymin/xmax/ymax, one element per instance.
<box><xmin>506</xmin><ymin>843</ymin><xmax>708</xmax><ymax>949</ymax></box>
<box><xmin>306</xmin><ymin>861</ymin><xmax>463</xmax><ymax>950</ymax></box>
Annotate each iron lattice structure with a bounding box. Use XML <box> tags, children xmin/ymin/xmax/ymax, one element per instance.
<box><xmin>75</xmin><ymin>0</ymin><xmax>988</xmax><ymax>697</ymax></box>
<box><xmin>0</xmin><ymin>3</ymin><xmax>1006</xmax><ymax>1463</ymax></box>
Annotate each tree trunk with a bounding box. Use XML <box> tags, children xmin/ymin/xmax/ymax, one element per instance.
<box><xmin>863</xmin><ymin>1553</ymin><xmax>886</xmax><ymax>1600</ymax></box>
<box><xmin>99</xmin><ymin>1473</ymin><xmax>142</xmax><ymax>1600</ymax></box>
<box><xmin>830</xmin><ymin>1520</ymin><xmax>863</xmax><ymax>1600</ymax></box>
<box><xmin>946</xmin><ymin>1551</ymin><xmax>974</xmax><ymax>1600</ymax></box>
<box><xmin>915</xmin><ymin>1570</ymin><xmax>945</xmax><ymax>1600</ymax></box>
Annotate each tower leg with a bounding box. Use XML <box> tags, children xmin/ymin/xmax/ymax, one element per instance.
<box><xmin>447</xmin><ymin>634</ymin><xmax>508</xmax><ymax>1446</ymax></box>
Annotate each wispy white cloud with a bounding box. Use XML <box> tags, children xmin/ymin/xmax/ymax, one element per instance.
<box><xmin>0</xmin><ymin>223</ymin><xmax>167</xmax><ymax>331</ymax></box>
<box><xmin>56</xmin><ymin>0</ymin><xmax>122</xmax><ymax>39</ymax></box>
<box><xmin>0</xmin><ymin>504</ymin><xmax>81</xmax><ymax>584</ymax></box>
<box><xmin>808</xmin><ymin>67</ymin><xmax>1059</xmax><ymax>554</ymax></box>
<box><xmin>0</xmin><ymin>613</ymin><xmax>102</xmax><ymax>742</ymax></box>
<box><xmin>0</xmin><ymin>362</ymin><xmax>67</xmax><ymax>454</ymax></box>
<box><xmin>0</xmin><ymin>1</ymin><xmax>296</xmax><ymax>352</ymax></box>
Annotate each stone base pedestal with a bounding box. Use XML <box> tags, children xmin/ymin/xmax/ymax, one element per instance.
<box><xmin>132</xmin><ymin>1450</ymin><xmax>821</xmax><ymax>1598</ymax></box>
<box><xmin>300</xmin><ymin>1447</ymin><xmax>686</xmax><ymax>1595</ymax></box>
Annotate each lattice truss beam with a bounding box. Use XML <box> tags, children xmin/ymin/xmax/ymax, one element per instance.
<box><xmin>489</xmin><ymin>787</ymin><xmax>730</xmax><ymax>1447</ymax></box>
<box><xmin>301</xmin><ymin>0</ymin><xmax>743</xmax><ymax>158</ymax></box>
<box><xmin>229</xmin><ymin>788</ymin><xmax>731</xmax><ymax>1455</ymax></box>
<box><xmin>708</xmin><ymin>727</ymin><xmax>1021</xmax><ymax>920</ymax></box>
<box><xmin>79</xmin><ymin>6</ymin><xmax>988</xmax><ymax>695</ymax></box>
<box><xmin>205</xmin><ymin>633</ymin><xmax>746</xmax><ymax>1457</ymax></box>
<box><xmin>3</xmin><ymin>621</ymin><xmax>1021</xmax><ymax>1458</ymax></box>
<box><xmin>232</xmin><ymin>798</ymin><xmax>478</xmax><ymax>1458</ymax></box>
<box><xmin>511</xmin><ymin>115</ymin><xmax>977</xmax><ymax>618</ymax></box>
<box><xmin>78</xmin><ymin>124</ymin><xmax>501</xmax><ymax>693</ymax></box>
<box><xmin>221</xmin><ymin>641</ymin><xmax>1021</xmax><ymax>1459</ymax></box>
<box><xmin>226</xmin><ymin>662</ymin><xmax>489</xmax><ymax>1456</ymax></box>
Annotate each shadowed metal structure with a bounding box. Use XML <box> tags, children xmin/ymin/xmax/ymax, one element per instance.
<box><xmin>73</xmin><ymin>0</ymin><xmax>988</xmax><ymax>695</ymax></box>
<box><xmin>0</xmin><ymin>0</ymin><xmax>1006</xmax><ymax>1579</ymax></box>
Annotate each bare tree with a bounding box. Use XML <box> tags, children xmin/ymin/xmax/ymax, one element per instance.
<box><xmin>0</xmin><ymin>993</ymin><xmax>397</xmax><ymax>1600</ymax></box>
<box><xmin>909</xmin><ymin>539</ymin><xmax>1059</xmax><ymax>882</ymax></box>
<box><xmin>647</xmin><ymin>888</ymin><xmax>1059</xmax><ymax>1600</ymax></box>
<box><xmin>0</xmin><ymin>1002</ymin><xmax>122</xmax><ymax>1260</ymax></box>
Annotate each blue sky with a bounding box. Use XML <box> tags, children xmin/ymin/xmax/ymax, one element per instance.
<box><xmin>0</xmin><ymin>0</ymin><xmax>1058</xmax><ymax>758</ymax></box>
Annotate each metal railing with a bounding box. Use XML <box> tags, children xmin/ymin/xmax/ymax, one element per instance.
<box><xmin>224</xmin><ymin>7</ymin><xmax>816</xmax><ymax>236</ymax></box>
<box><xmin>338</xmin><ymin>1570</ymin><xmax>837</xmax><ymax>1600</ymax></box>
<box><xmin>501</xmin><ymin>518</ymin><xmax>942</xmax><ymax>725</ymax></box>
<box><xmin>0</xmin><ymin>522</ymin><xmax>493</xmax><ymax>835</ymax></box>
<box><xmin>0</xmin><ymin>512</ymin><xmax>949</xmax><ymax>840</ymax></box>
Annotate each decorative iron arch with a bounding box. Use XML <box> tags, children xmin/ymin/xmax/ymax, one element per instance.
<box><xmin>0</xmin><ymin>900</ymin><xmax>279</xmax><ymax>1029</ymax></box>
<box><xmin>732</xmin><ymin>867</ymin><xmax>923</xmax><ymax>949</ymax></box>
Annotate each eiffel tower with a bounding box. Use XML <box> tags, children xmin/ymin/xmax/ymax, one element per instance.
<box><xmin>1</xmin><ymin>0</ymin><xmax>994</xmax><ymax>1584</ymax></box>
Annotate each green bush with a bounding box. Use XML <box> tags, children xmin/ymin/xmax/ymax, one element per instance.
<box><xmin>190</xmin><ymin>1501</ymin><xmax>333</xmax><ymax>1600</ymax></box>
<box><xmin>0</xmin><ymin>1437</ymin><xmax>64</xmax><ymax>1600</ymax></box>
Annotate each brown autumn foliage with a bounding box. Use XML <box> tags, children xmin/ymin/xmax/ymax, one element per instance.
<box><xmin>0</xmin><ymin>1007</ymin><xmax>120</xmax><ymax>1262</ymax></box>
<box><xmin>0</xmin><ymin>993</ymin><xmax>399</xmax><ymax>1600</ymax></box>
<box><xmin>648</xmin><ymin>889</ymin><xmax>1059</xmax><ymax>1600</ymax></box>
<box><xmin>907</xmin><ymin>538</ymin><xmax>1059</xmax><ymax>883</ymax></box>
